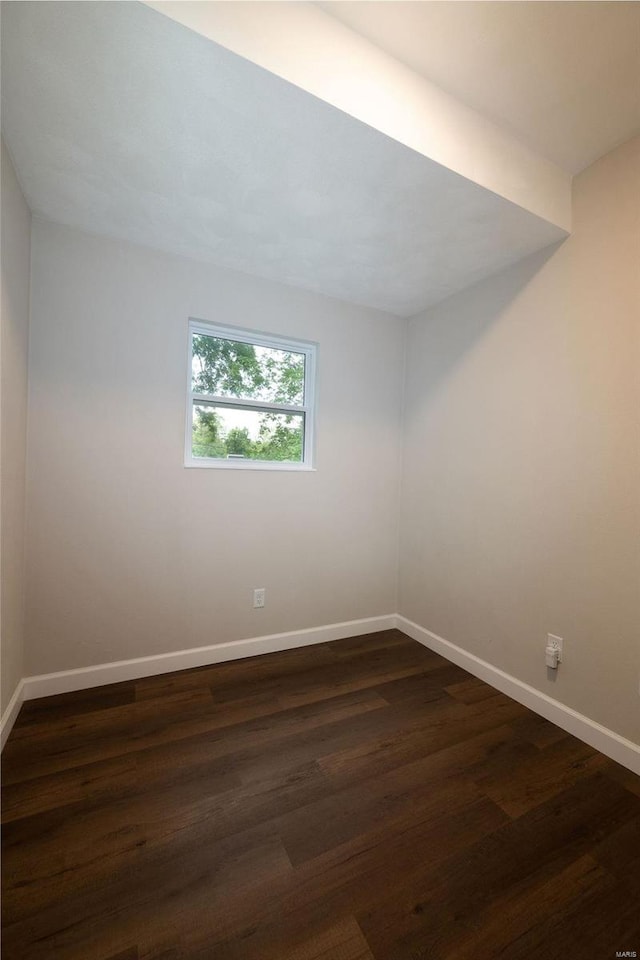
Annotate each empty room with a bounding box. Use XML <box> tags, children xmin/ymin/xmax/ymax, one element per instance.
<box><xmin>1</xmin><ymin>2</ymin><xmax>639</xmax><ymax>958</ymax></box>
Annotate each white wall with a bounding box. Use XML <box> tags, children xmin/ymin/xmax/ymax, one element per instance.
<box><xmin>10</xmin><ymin>134</ymin><xmax>640</xmax><ymax>754</ymax></box>
<box><xmin>1</xmin><ymin>140</ymin><xmax>31</xmax><ymax>713</ymax></box>
<box><xmin>25</xmin><ymin>220</ymin><xmax>405</xmax><ymax>675</ymax></box>
<box><xmin>399</xmin><ymin>136</ymin><xmax>640</xmax><ymax>744</ymax></box>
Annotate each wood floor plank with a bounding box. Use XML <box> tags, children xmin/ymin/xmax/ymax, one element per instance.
<box><xmin>198</xmin><ymin>787</ymin><xmax>509</xmax><ymax>956</ymax></box>
<box><xmin>440</xmin><ymin>854</ymin><xmax>610</xmax><ymax>960</ymax></box>
<box><xmin>1</xmin><ymin>754</ymin><xmax>137</xmax><ymax>824</ymax></box>
<box><xmin>444</xmin><ymin>675</ymin><xmax>505</xmax><ymax>704</ymax></box>
<box><xmin>370</xmin><ymin>663</ymin><xmax>465</xmax><ymax>704</ymax></box>
<box><xmin>133</xmin><ymin>642</ymin><xmax>337</xmax><ymax>702</ymax></box>
<box><xmin>1</xmin><ymin>688</ymin><xmax>217</xmax><ymax>784</ymax></box>
<box><xmin>14</xmin><ymin>681</ymin><xmax>136</xmax><ymax>727</ymax></box>
<box><xmin>318</xmin><ymin>694</ymin><xmax>526</xmax><ymax>785</ymax></box>
<box><xmin>1</xmin><ymin>758</ymin><xmax>245</xmax><ymax>922</ymax></box>
<box><xmin>589</xmin><ymin>812</ymin><xmax>640</xmax><ymax>879</ymax></box>
<box><xmin>129</xmin><ymin>686</ymin><xmax>390</xmax><ymax>789</ymax></box>
<box><xmin>472</xmin><ymin>733</ymin><xmax>608</xmax><ymax>817</ymax></box>
<box><xmin>2</xmin><ymin>824</ymin><xmax>291</xmax><ymax>960</ymax></box>
<box><xmin>603</xmin><ymin>757</ymin><xmax>640</xmax><ymax>799</ymax></box>
<box><xmin>2</xmin><ymin>687</ymin><xmax>382</xmax><ymax>786</ymax></box>
<box><xmin>357</xmin><ymin>772</ymin><xmax>640</xmax><ymax>959</ymax></box>
<box><xmin>261</xmin><ymin>916</ymin><xmax>376</xmax><ymax>960</ymax></box>
<box><xmin>211</xmin><ymin>915</ymin><xmax>376</xmax><ymax>960</ymax></box>
<box><xmin>277</xmin><ymin>755</ymin><xmax>491</xmax><ymax>867</ymax></box>
<box><xmin>480</xmin><ymin>863</ymin><xmax>640</xmax><ymax>960</ymax></box>
<box><xmin>205</xmin><ymin>637</ymin><xmax>435</xmax><ymax>708</ymax></box>
<box><xmin>508</xmin><ymin>710</ymin><xmax>570</xmax><ymax>749</ymax></box>
<box><xmin>2</xmin><ymin>629</ymin><xmax>639</xmax><ymax>960</ymax></box>
<box><xmin>328</xmin><ymin>629</ymin><xmax>420</xmax><ymax>658</ymax></box>
<box><xmin>285</xmin><ymin>926</ymin><xmax>373</xmax><ymax>960</ymax></box>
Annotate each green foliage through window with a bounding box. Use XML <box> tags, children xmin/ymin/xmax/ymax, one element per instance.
<box><xmin>192</xmin><ymin>334</ymin><xmax>304</xmax><ymax>405</ymax></box>
<box><xmin>191</xmin><ymin>406</ymin><xmax>303</xmax><ymax>462</ymax></box>
<box><xmin>189</xmin><ymin>326</ymin><xmax>312</xmax><ymax>465</ymax></box>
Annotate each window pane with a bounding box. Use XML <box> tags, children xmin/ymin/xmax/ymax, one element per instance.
<box><xmin>192</xmin><ymin>333</ymin><xmax>305</xmax><ymax>405</ymax></box>
<box><xmin>192</xmin><ymin>403</ymin><xmax>304</xmax><ymax>463</ymax></box>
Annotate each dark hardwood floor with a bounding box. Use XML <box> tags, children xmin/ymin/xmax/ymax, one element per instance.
<box><xmin>2</xmin><ymin>630</ymin><xmax>639</xmax><ymax>960</ymax></box>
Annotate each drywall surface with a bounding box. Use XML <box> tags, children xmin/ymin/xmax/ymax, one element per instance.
<box><xmin>145</xmin><ymin>1</ymin><xmax>571</xmax><ymax>231</ymax></box>
<box><xmin>399</xmin><ymin>136</ymin><xmax>640</xmax><ymax>743</ymax></box>
<box><xmin>1</xmin><ymin>140</ymin><xmax>31</xmax><ymax>713</ymax></box>
<box><xmin>1</xmin><ymin>0</ymin><xmax>566</xmax><ymax>319</ymax></box>
<box><xmin>318</xmin><ymin>1</ymin><xmax>640</xmax><ymax>174</ymax></box>
<box><xmin>25</xmin><ymin>221</ymin><xmax>404</xmax><ymax>674</ymax></box>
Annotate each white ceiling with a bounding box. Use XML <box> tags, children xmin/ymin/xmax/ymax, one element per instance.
<box><xmin>319</xmin><ymin>1</ymin><xmax>640</xmax><ymax>173</ymax></box>
<box><xmin>1</xmin><ymin>1</ymin><xmax>566</xmax><ymax>317</ymax></box>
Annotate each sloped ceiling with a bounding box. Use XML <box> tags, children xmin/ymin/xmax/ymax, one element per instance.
<box><xmin>1</xmin><ymin>1</ymin><xmax>567</xmax><ymax>317</ymax></box>
<box><xmin>319</xmin><ymin>0</ymin><xmax>640</xmax><ymax>173</ymax></box>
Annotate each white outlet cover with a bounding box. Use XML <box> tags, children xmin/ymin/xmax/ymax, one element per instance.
<box><xmin>547</xmin><ymin>634</ymin><xmax>563</xmax><ymax>662</ymax></box>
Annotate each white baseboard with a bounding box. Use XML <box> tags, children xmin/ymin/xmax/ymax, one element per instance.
<box><xmin>397</xmin><ymin>615</ymin><xmax>640</xmax><ymax>777</ymax></box>
<box><xmin>6</xmin><ymin>612</ymin><xmax>639</xmax><ymax>777</ymax></box>
<box><xmin>1</xmin><ymin>679</ymin><xmax>25</xmax><ymax>750</ymax></box>
<box><xmin>20</xmin><ymin>615</ymin><xmax>397</xmax><ymax>702</ymax></box>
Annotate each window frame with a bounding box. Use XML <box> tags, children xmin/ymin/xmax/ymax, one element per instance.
<box><xmin>185</xmin><ymin>318</ymin><xmax>317</xmax><ymax>471</ymax></box>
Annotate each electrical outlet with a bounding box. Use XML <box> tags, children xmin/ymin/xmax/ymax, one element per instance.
<box><xmin>547</xmin><ymin>634</ymin><xmax>563</xmax><ymax>662</ymax></box>
<box><xmin>253</xmin><ymin>588</ymin><xmax>266</xmax><ymax>609</ymax></box>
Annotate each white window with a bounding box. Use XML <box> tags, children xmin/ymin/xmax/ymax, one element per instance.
<box><xmin>186</xmin><ymin>320</ymin><xmax>316</xmax><ymax>470</ymax></box>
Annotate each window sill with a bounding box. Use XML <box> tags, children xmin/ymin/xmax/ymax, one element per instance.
<box><xmin>185</xmin><ymin>458</ymin><xmax>316</xmax><ymax>472</ymax></box>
